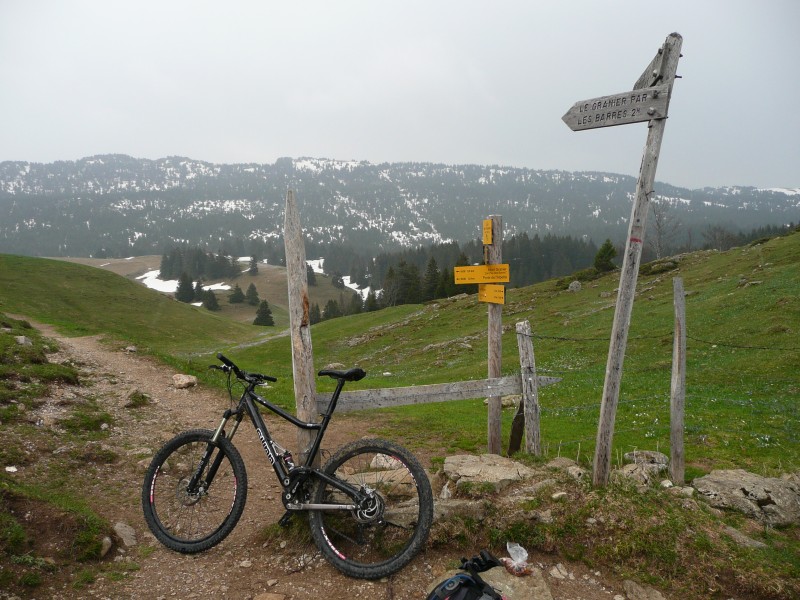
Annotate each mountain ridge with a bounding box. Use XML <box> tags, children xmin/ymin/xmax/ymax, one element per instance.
<box><xmin>1</xmin><ymin>154</ymin><xmax>797</xmax><ymax>258</ymax></box>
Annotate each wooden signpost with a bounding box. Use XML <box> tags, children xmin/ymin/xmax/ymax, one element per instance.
<box><xmin>454</xmin><ymin>216</ymin><xmax>510</xmax><ymax>453</ymax></box>
<box><xmin>562</xmin><ymin>33</ymin><xmax>683</xmax><ymax>486</ymax></box>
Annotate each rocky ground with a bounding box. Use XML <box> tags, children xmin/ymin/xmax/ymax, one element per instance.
<box><xmin>4</xmin><ymin>325</ymin><xmax>667</xmax><ymax>600</ymax></box>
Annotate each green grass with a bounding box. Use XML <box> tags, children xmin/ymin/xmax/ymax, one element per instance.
<box><xmin>1</xmin><ymin>233</ymin><xmax>799</xmax><ymax>478</ymax></box>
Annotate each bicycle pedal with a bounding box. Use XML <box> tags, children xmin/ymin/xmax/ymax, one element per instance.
<box><xmin>278</xmin><ymin>511</ymin><xmax>294</xmax><ymax>528</ymax></box>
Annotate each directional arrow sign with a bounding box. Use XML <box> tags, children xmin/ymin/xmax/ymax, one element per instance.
<box><xmin>562</xmin><ymin>84</ymin><xmax>669</xmax><ymax>131</ymax></box>
<box><xmin>478</xmin><ymin>283</ymin><xmax>505</xmax><ymax>304</ymax></box>
<box><xmin>454</xmin><ymin>264</ymin><xmax>510</xmax><ymax>284</ymax></box>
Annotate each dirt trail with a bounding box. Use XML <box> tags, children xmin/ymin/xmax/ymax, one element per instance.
<box><xmin>29</xmin><ymin>325</ymin><xmax>627</xmax><ymax>600</ymax></box>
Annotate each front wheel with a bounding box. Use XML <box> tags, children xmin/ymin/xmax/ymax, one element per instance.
<box><xmin>142</xmin><ymin>429</ymin><xmax>247</xmax><ymax>553</ymax></box>
<box><xmin>308</xmin><ymin>438</ymin><xmax>434</xmax><ymax>579</ymax></box>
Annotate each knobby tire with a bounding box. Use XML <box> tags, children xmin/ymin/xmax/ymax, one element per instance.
<box><xmin>142</xmin><ymin>429</ymin><xmax>247</xmax><ymax>553</ymax></box>
<box><xmin>308</xmin><ymin>438</ymin><xmax>433</xmax><ymax>579</ymax></box>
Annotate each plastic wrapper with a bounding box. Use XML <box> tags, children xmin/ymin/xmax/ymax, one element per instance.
<box><xmin>499</xmin><ymin>541</ymin><xmax>532</xmax><ymax>576</ymax></box>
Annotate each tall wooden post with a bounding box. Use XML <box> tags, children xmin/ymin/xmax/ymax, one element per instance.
<box><xmin>486</xmin><ymin>215</ymin><xmax>503</xmax><ymax>454</ymax></box>
<box><xmin>593</xmin><ymin>33</ymin><xmax>683</xmax><ymax>486</ymax></box>
<box><xmin>669</xmin><ymin>277</ymin><xmax>686</xmax><ymax>483</ymax></box>
<box><xmin>284</xmin><ymin>190</ymin><xmax>318</xmax><ymax>463</ymax></box>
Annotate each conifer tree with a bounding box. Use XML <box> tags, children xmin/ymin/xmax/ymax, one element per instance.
<box><xmin>248</xmin><ymin>256</ymin><xmax>259</xmax><ymax>275</ymax></box>
<box><xmin>175</xmin><ymin>272</ymin><xmax>195</xmax><ymax>303</ymax></box>
<box><xmin>306</xmin><ymin>263</ymin><xmax>317</xmax><ymax>286</ymax></box>
<box><xmin>421</xmin><ymin>257</ymin><xmax>440</xmax><ymax>302</ymax></box>
<box><xmin>309</xmin><ymin>303</ymin><xmax>322</xmax><ymax>324</ymax></box>
<box><xmin>253</xmin><ymin>300</ymin><xmax>274</xmax><ymax>326</ymax></box>
<box><xmin>203</xmin><ymin>290</ymin><xmax>220</xmax><ymax>311</ymax></box>
<box><xmin>594</xmin><ymin>239</ymin><xmax>617</xmax><ymax>272</ymax></box>
<box><xmin>365</xmin><ymin>290</ymin><xmax>379</xmax><ymax>312</ymax></box>
<box><xmin>193</xmin><ymin>280</ymin><xmax>204</xmax><ymax>301</ymax></box>
<box><xmin>245</xmin><ymin>283</ymin><xmax>260</xmax><ymax>306</ymax></box>
<box><xmin>323</xmin><ymin>299</ymin><xmax>341</xmax><ymax>320</ymax></box>
<box><xmin>229</xmin><ymin>284</ymin><xmax>245</xmax><ymax>304</ymax></box>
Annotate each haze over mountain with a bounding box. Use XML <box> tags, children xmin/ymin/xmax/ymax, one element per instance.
<box><xmin>1</xmin><ymin>154</ymin><xmax>797</xmax><ymax>259</ymax></box>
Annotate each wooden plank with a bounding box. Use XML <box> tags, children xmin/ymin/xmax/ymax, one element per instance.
<box><xmin>486</xmin><ymin>215</ymin><xmax>503</xmax><ymax>455</ymax></box>
<box><xmin>454</xmin><ymin>264</ymin><xmax>510</xmax><ymax>284</ymax></box>
<box><xmin>316</xmin><ymin>374</ymin><xmax>561</xmax><ymax>414</ymax></box>
<box><xmin>634</xmin><ymin>48</ymin><xmax>665</xmax><ymax>90</ymax></box>
<box><xmin>478</xmin><ymin>283</ymin><xmax>505</xmax><ymax>305</ymax></box>
<box><xmin>670</xmin><ymin>277</ymin><xmax>686</xmax><ymax>483</ymax></box>
<box><xmin>561</xmin><ymin>84</ymin><xmax>669</xmax><ymax>132</ymax></box>
<box><xmin>593</xmin><ymin>33</ymin><xmax>683</xmax><ymax>487</ymax></box>
<box><xmin>284</xmin><ymin>190</ymin><xmax>318</xmax><ymax>464</ymax></box>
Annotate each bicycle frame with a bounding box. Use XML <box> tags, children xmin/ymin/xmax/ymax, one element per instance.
<box><xmin>201</xmin><ymin>376</ymin><xmax>367</xmax><ymax>513</ymax></box>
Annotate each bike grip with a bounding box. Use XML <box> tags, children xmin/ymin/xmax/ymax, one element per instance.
<box><xmin>253</xmin><ymin>372</ymin><xmax>278</xmax><ymax>382</ymax></box>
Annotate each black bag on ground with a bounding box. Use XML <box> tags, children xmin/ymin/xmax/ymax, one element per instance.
<box><xmin>425</xmin><ymin>550</ymin><xmax>504</xmax><ymax>600</ymax></box>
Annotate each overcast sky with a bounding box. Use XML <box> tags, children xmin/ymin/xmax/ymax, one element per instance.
<box><xmin>1</xmin><ymin>0</ymin><xmax>797</xmax><ymax>190</ymax></box>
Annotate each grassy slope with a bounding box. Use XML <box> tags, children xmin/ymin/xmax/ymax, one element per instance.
<box><xmin>2</xmin><ymin>233</ymin><xmax>799</xmax><ymax>476</ymax></box>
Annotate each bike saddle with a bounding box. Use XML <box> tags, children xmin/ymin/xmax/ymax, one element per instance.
<box><xmin>318</xmin><ymin>367</ymin><xmax>366</xmax><ymax>382</ymax></box>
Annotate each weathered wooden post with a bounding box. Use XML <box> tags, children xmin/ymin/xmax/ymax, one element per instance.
<box><xmin>670</xmin><ymin>277</ymin><xmax>686</xmax><ymax>483</ymax></box>
<box><xmin>562</xmin><ymin>33</ymin><xmax>683</xmax><ymax>486</ymax></box>
<box><xmin>283</xmin><ymin>190</ymin><xmax>318</xmax><ymax>464</ymax></box>
<box><xmin>510</xmin><ymin>320</ymin><xmax>541</xmax><ymax>455</ymax></box>
<box><xmin>485</xmin><ymin>216</ymin><xmax>503</xmax><ymax>454</ymax></box>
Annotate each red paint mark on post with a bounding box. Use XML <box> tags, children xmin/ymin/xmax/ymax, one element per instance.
<box><xmin>629</xmin><ymin>237</ymin><xmax>643</xmax><ymax>244</ymax></box>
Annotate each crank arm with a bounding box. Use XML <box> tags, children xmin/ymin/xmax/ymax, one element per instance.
<box><xmin>291</xmin><ymin>503</ymin><xmax>357</xmax><ymax>511</ymax></box>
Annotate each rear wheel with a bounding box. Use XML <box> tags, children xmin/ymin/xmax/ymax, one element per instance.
<box><xmin>142</xmin><ymin>429</ymin><xmax>247</xmax><ymax>553</ymax></box>
<box><xmin>308</xmin><ymin>438</ymin><xmax>433</xmax><ymax>579</ymax></box>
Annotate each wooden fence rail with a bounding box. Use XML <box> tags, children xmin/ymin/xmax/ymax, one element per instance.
<box><xmin>316</xmin><ymin>373</ymin><xmax>560</xmax><ymax>414</ymax></box>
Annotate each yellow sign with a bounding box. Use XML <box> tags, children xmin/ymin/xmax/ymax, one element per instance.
<box><xmin>454</xmin><ymin>264</ymin><xmax>510</xmax><ymax>284</ymax></box>
<box><xmin>482</xmin><ymin>219</ymin><xmax>493</xmax><ymax>245</ymax></box>
<box><xmin>478</xmin><ymin>284</ymin><xmax>505</xmax><ymax>304</ymax></box>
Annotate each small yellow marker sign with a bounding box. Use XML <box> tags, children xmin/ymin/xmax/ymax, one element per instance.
<box><xmin>482</xmin><ymin>219</ymin><xmax>493</xmax><ymax>245</ymax></box>
<box><xmin>478</xmin><ymin>284</ymin><xmax>505</xmax><ymax>304</ymax></box>
<box><xmin>454</xmin><ymin>264</ymin><xmax>510</xmax><ymax>284</ymax></box>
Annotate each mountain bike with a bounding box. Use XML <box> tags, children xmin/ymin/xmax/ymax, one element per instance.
<box><xmin>141</xmin><ymin>353</ymin><xmax>434</xmax><ymax>579</ymax></box>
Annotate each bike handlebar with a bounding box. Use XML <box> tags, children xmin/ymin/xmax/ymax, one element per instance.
<box><xmin>213</xmin><ymin>353</ymin><xmax>278</xmax><ymax>384</ymax></box>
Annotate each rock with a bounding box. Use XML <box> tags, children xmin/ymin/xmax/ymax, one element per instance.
<box><xmin>549</xmin><ymin>563</ymin><xmax>571</xmax><ymax>580</ymax></box>
<box><xmin>322</xmin><ymin>362</ymin><xmax>346</xmax><ymax>370</ymax></box>
<box><xmin>172</xmin><ymin>374</ymin><xmax>198</xmax><ymax>389</ymax></box>
<box><xmin>568</xmin><ymin>280</ymin><xmax>581</xmax><ymax>292</ymax></box>
<box><xmin>434</xmin><ymin>499</ymin><xmax>488</xmax><ymax>522</ymax></box>
<box><xmin>530</xmin><ymin>509</ymin><xmax>553</xmax><ymax>524</ymax></box>
<box><xmin>427</xmin><ymin>566</ymin><xmax>553</xmax><ymax>600</ymax></box>
<box><xmin>100</xmin><ymin>536</ymin><xmax>113</xmax><ymax>557</ymax></box>
<box><xmin>483</xmin><ymin>395</ymin><xmax>519</xmax><ymax>409</ymax></box>
<box><xmin>442</xmin><ymin>454</ymin><xmax>536</xmax><ymax>492</ymax></box>
<box><xmin>439</xmin><ymin>481</ymin><xmax>452</xmax><ymax>500</ymax></box>
<box><xmin>551</xmin><ymin>492</ymin><xmax>567</xmax><ymax>501</ymax></box>
<box><xmin>623</xmin><ymin>450</ymin><xmax>669</xmax><ymax>465</ymax></box>
<box><xmin>370</xmin><ymin>454</ymin><xmax>402</xmax><ymax>470</ymax></box>
<box><xmin>600</xmin><ymin>291</ymin><xmax>613</xmax><ymax>298</ymax></box>
<box><xmin>239</xmin><ymin>559</ymin><xmax>253</xmax><ymax>568</ymax></box>
<box><xmin>723</xmin><ymin>525</ymin><xmax>767</xmax><ymax>549</ymax></box>
<box><xmin>254</xmin><ymin>594</ymin><xmax>286</xmax><ymax>600</ymax></box>
<box><xmin>124</xmin><ymin>345</ymin><xmax>138</xmax><ymax>353</ymax></box>
<box><xmin>615</xmin><ymin>463</ymin><xmax>667</xmax><ymax>485</ymax></box>
<box><xmin>545</xmin><ymin>457</ymin><xmax>577</xmax><ymax>470</ymax></box>
<box><xmin>15</xmin><ymin>335</ymin><xmax>32</xmax><ymax>346</ymax></box>
<box><xmin>692</xmin><ymin>469</ymin><xmax>800</xmax><ymax>526</ymax></box>
<box><xmin>623</xmin><ymin>579</ymin><xmax>666</xmax><ymax>600</ymax></box>
<box><xmin>113</xmin><ymin>522</ymin><xmax>137</xmax><ymax>547</ymax></box>
<box><xmin>660</xmin><ymin>479</ymin><xmax>674</xmax><ymax>489</ymax></box>
<box><xmin>566</xmin><ymin>465</ymin><xmax>587</xmax><ymax>480</ymax></box>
